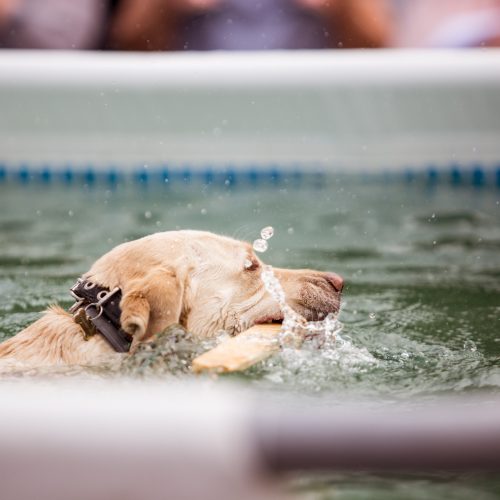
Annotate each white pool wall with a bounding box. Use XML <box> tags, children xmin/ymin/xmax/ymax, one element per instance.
<box><xmin>0</xmin><ymin>49</ymin><xmax>500</xmax><ymax>175</ymax></box>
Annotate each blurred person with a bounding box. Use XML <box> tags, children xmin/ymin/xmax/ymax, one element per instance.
<box><xmin>108</xmin><ymin>0</ymin><xmax>392</xmax><ymax>51</ymax></box>
<box><xmin>299</xmin><ymin>0</ymin><xmax>392</xmax><ymax>48</ymax></box>
<box><xmin>392</xmin><ymin>0</ymin><xmax>500</xmax><ymax>48</ymax></box>
<box><xmin>0</xmin><ymin>0</ymin><xmax>107</xmax><ymax>49</ymax></box>
<box><xmin>108</xmin><ymin>0</ymin><xmax>219</xmax><ymax>51</ymax></box>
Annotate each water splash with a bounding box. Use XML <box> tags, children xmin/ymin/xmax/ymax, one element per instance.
<box><xmin>260</xmin><ymin>264</ymin><xmax>343</xmax><ymax>347</ymax></box>
<box><xmin>260</xmin><ymin>226</ymin><xmax>274</xmax><ymax>240</ymax></box>
<box><xmin>256</xmin><ymin>262</ymin><xmax>376</xmax><ymax>389</ymax></box>
<box><xmin>253</xmin><ymin>239</ymin><xmax>268</xmax><ymax>253</ymax></box>
<box><xmin>254</xmin><ymin>225</ymin><xmax>342</xmax><ymax>344</ymax></box>
<box><xmin>255</xmin><ymin>225</ymin><xmax>375</xmax><ymax>374</ymax></box>
<box><xmin>253</xmin><ymin>226</ymin><xmax>274</xmax><ymax>253</ymax></box>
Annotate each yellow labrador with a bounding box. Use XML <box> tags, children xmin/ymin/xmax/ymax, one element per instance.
<box><xmin>0</xmin><ymin>230</ymin><xmax>343</xmax><ymax>367</ymax></box>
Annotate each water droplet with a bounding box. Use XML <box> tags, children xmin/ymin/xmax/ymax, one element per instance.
<box><xmin>369</xmin><ymin>313</ymin><xmax>376</xmax><ymax>319</ymax></box>
<box><xmin>144</xmin><ymin>211</ymin><xmax>152</xmax><ymax>219</ymax></box>
<box><xmin>464</xmin><ymin>340</ymin><xmax>477</xmax><ymax>352</ymax></box>
<box><xmin>201</xmin><ymin>208</ymin><xmax>207</xmax><ymax>215</ymax></box>
<box><xmin>287</xmin><ymin>227</ymin><xmax>294</xmax><ymax>235</ymax></box>
<box><xmin>253</xmin><ymin>239</ymin><xmax>268</xmax><ymax>253</ymax></box>
<box><xmin>68</xmin><ymin>210</ymin><xmax>74</xmax><ymax>217</ymax></box>
<box><xmin>261</xmin><ymin>226</ymin><xmax>274</xmax><ymax>240</ymax></box>
<box><xmin>244</xmin><ymin>258</ymin><xmax>253</xmax><ymax>269</ymax></box>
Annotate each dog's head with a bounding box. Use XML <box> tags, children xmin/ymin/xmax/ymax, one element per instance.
<box><xmin>177</xmin><ymin>231</ymin><xmax>343</xmax><ymax>337</ymax></box>
<box><xmin>89</xmin><ymin>230</ymin><xmax>343</xmax><ymax>340</ymax></box>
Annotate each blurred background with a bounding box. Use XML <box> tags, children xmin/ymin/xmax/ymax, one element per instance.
<box><xmin>1</xmin><ymin>0</ymin><xmax>500</xmax><ymax>51</ymax></box>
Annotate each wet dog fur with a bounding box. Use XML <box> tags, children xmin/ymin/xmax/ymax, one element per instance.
<box><xmin>0</xmin><ymin>230</ymin><xmax>343</xmax><ymax>367</ymax></box>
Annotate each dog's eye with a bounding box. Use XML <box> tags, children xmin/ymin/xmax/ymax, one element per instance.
<box><xmin>244</xmin><ymin>258</ymin><xmax>260</xmax><ymax>272</ymax></box>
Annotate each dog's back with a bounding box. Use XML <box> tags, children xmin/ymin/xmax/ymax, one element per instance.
<box><xmin>0</xmin><ymin>306</ymin><xmax>113</xmax><ymax>367</ymax></box>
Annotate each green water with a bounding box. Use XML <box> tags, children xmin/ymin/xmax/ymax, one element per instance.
<box><xmin>1</xmin><ymin>180</ymin><xmax>499</xmax><ymax>498</ymax></box>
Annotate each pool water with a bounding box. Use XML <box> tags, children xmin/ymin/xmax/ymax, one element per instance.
<box><xmin>1</xmin><ymin>179</ymin><xmax>499</xmax><ymax>498</ymax></box>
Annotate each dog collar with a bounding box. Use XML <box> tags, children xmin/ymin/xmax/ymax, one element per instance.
<box><xmin>69</xmin><ymin>278</ymin><xmax>132</xmax><ymax>353</ymax></box>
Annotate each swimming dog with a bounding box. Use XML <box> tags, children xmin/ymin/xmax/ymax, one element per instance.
<box><xmin>0</xmin><ymin>230</ymin><xmax>343</xmax><ymax>367</ymax></box>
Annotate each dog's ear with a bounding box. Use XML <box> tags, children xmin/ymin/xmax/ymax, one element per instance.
<box><xmin>120</xmin><ymin>267</ymin><xmax>183</xmax><ymax>344</ymax></box>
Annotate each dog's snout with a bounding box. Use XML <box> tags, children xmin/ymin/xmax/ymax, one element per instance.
<box><xmin>325</xmin><ymin>272</ymin><xmax>344</xmax><ymax>292</ymax></box>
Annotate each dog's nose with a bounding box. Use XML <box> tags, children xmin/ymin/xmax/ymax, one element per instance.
<box><xmin>325</xmin><ymin>272</ymin><xmax>344</xmax><ymax>292</ymax></box>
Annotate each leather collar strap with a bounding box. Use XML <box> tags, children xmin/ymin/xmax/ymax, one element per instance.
<box><xmin>69</xmin><ymin>278</ymin><xmax>132</xmax><ymax>353</ymax></box>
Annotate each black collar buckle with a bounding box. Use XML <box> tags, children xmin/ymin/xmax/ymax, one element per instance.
<box><xmin>69</xmin><ymin>278</ymin><xmax>132</xmax><ymax>353</ymax></box>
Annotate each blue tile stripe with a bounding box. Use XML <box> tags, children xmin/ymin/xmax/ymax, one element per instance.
<box><xmin>0</xmin><ymin>164</ymin><xmax>498</xmax><ymax>187</ymax></box>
